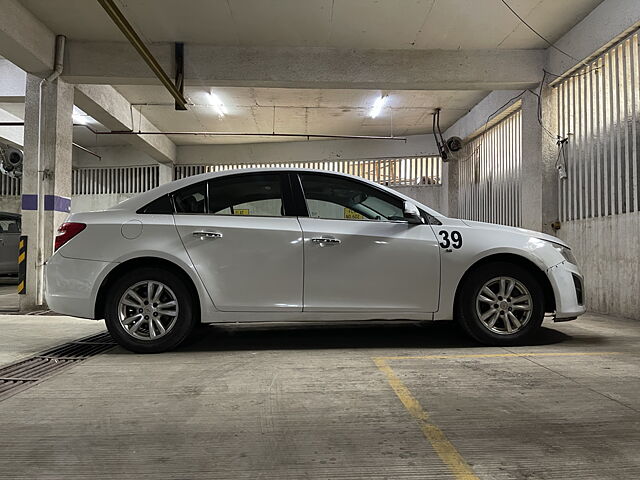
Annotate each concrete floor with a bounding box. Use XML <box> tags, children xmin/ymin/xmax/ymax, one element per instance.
<box><xmin>0</xmin><ymin>277</ymin><xmax>19</xmax><ymax>312</ymax></box>
<box><xmin>0</xmin><ymin>313</ymin><xmax>639</xmax><ymax>479</ymax></box>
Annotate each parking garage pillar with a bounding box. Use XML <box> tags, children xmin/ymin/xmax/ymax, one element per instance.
<box><xmin>520</xmin><ymin>92</ymin><xmax>545</xmax><ymax>232</ymax></box>
<box><xmin>158</xmin><ymin>163</ymin><xmax>174</xmax><ymax>185</ymax></box>
<box><xmin>20</xmin><ymin>74</ymin><xmax>74</xmax><ymax>310</ymax></box>
<box><xmin>539</xmin><ymin>84</ymin><xmax>559</xmax><ymax>235</ymax></box>
<box><xmin>520</xmin><ymin>87</ymin><xmax>559</xmax><ymax>234</ymax></box>
<box><xmin>444</xmin><ymin>161</ymin><xmax>458</xmax><ymax>218</ymax></box>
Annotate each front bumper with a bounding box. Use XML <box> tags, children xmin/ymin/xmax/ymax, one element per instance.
<box><xmin>546</xmin><ymin>260</ymin><xmax>586</xmax><ymax>320</ymax></box>
<box><xmin>45</xmin><ymin>253</ymin><xmax>115</xmax><ymax>319</ymax></box>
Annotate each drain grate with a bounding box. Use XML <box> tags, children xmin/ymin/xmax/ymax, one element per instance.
<box><xmin>0</xmin><ymin>331</ymin><xmax>116</xmax><ymax>402</ymax></box>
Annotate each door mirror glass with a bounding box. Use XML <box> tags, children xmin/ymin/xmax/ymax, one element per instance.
<box><xmin>403</xmin><ymin>201</ymin><xmax>424</xmax><ymax>224</ymax></box>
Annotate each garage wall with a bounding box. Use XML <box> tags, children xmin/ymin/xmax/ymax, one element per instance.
<box><xmin>554</xmin><ymin>31</ymin><xmax>640</xmax><ymax>320</ymax></box>
<box><xmin>559</xmin><ymin>213</ymin><xmax>640</xmax><ymax>317</ymax></box>
<box><xmin>0</xmin><ymin>196</ymin><xmax>20</xmax><ymax>214</ymax></box>
<box><xmin>457</xmin><ymin>109</ymin><xmax>523</xmax><ymax>227</ymax></box>
<box><xmin>394</xmin><ymin>185</ymin><xmax>443</xmax><ymax>212</ymax></box>
<box><xmin>0</xmin><ymin>172</ymin><xmax>20</xmax><ymax>213</ymax></box>
<box><xmin>177</xmin><ymin>134</ymin><xmax>439</xmax><ymax>165</ymax></box>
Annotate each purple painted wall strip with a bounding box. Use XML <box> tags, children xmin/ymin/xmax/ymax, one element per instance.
<box><xmin>21</xmin><ymin>194</ymin><xmax>37</xmax><ymax>210</ymax></box>
<box><xmin>21</xmin><ymin>195</ymin><xmax>71</xmax><ymax>213</ymax></box>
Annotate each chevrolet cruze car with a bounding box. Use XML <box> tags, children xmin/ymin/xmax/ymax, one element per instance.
<box><xmin>45</xmin><ymin>168</ymin><xmax>585</xmax><ymax>353</ymax></box>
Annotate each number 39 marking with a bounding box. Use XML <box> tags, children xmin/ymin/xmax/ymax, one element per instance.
<box><xmin>438</xmin><ymin>230</ymin><xmax>463</xmax><ymax>249</ymax></box>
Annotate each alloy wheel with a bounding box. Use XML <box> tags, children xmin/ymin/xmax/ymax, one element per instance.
<box><xmin>475</xmin><ymin>276</ymin><xmax>533</xmax><ymax>335</ymax></box>
<box><xmin>117</xmin><ymin>280</ymin><xmax>179</xmax><ymax>341</ymax></box>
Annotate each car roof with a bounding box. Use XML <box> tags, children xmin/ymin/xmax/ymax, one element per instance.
<box><xmin>0</xmin><ymin>211</ymin><xmax>21</xmax><ymax>219</ymax></box>
<box><xmin>109</xmin><ymin>167</ymin><xmax>444</xmax><ymax>217</ymax></box>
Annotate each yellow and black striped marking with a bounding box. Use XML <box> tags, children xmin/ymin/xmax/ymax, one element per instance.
<box><xmin>17</xmin><ymin>236</ymin><xmax>27</xmax><ymax>294</ymax></box>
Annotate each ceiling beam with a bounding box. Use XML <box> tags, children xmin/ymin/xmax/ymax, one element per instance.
<box><xmin>63</xmin><ymin>42</ymin><xmax>545</xmax><ymax>91</ymax></box>
<box><xmin>546</xmin><ymin>0</ymin><xmax>640</xmax><ymax>78</ymax></box>
<box><xmin>74</xmin><ymin>84</ymin><xmax>176</xmax><ymax>165</ymax></box>
<box><xmin>0</xmin><ymin>0</ymin><xmax>55</xmax><ymax>76</ymax></box>
<box><xmin>0</xmin><ymin>107</ymin><xmax>24</xmax><ymax>148</ymax></box>
<box><xmin>0</xmin><ymin>59</ymin><xmax>26</xmax><ymax>102</ymax></box>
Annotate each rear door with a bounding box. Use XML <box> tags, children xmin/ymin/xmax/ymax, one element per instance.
<box><xmin>294</xmin><ymin>173</ymin><xmax>440</xmax><ymax>313</ymax></box>
<box><xmin>173</xmin><ymin>172</ymin><xmax>304</xmax><ymax>312</ymax></box>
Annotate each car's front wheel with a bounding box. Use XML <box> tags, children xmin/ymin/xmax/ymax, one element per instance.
<box><xmin>456</xmin><ymin>262</ymin><xmax>545</xmax><ymax>345</ymax></box>
<box><xmin>104</xmin><ymin>267</ymin><xmax>197</xmax><ymax>353</ymax></box>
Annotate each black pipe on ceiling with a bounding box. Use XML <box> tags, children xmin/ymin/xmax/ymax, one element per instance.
<box><xmin>96</xmin><ymin>0</ymin><xmax>189</xmax><ymax>111</ymax></box>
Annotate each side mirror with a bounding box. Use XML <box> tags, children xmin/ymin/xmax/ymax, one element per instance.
<box><xmin>403</xmin><ymin>201</ymin><xmax>424</xmax><ymax>225</ymax></box>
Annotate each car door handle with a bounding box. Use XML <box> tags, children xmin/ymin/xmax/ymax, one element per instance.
<box><xmin>311</xmin><ymin>236</ymin><xmax>341</xmax><ymax>246</ymax></box>
<box><xmin>193</xmin><ymin>231</ymin><xmax>223</xmax><ymax>240</ymax></box>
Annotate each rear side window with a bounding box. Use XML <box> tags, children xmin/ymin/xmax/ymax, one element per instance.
<box><xmin>208</xmin><ymin>174</ymin><xmax>285</xmax><ymax>217</ymax></box>
<box><xmin>174</xmin><ymin>182</ymin><xmax>208</xmax><ymax>214</ymax></box>
<box><xmin>139</xmin><ymin>194</ymin><xmax>174</xmax><ymax>214</ymax></box>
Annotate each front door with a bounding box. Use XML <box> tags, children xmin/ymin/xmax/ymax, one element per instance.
<box><xmin>173</xmin><ymin>173</ymin><xmax>303</xmax><ymax>312</ymax></box>
<box><xmin>295</xmin><ymin>173</ymin><xmax>440</xmax><ymax>313</ymax></box>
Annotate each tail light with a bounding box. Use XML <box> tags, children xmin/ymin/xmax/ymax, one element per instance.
<box><xmin>54</xmin><ymin>222</ymin><xmax>86</xmax><ymax>251</ymax></box>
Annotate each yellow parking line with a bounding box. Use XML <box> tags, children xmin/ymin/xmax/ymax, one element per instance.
<box><xmin>378</xmin><ymin>351</ymin><xmax>621</xmax><ymax>361</ymax></box>
<box><xmin>374</xmin><ymin>357</ymin><xmax>480</xmax><ymax>480</ymax></box>
<box><xmin>374</xmin><ymin>351</ymin><xmax>620</xmax><ymax>479</ymax></box>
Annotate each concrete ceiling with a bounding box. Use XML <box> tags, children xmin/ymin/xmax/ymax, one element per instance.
<box><xmin>112</xmin><ymin>86</ymin><xmax>488</xmax><ymax>145</ymax></box>
<box><xmin>8</xmin><ymin>0</ymin><xmax>605</xmax><ymax>146</ymax></box>
<box><xmin>19</xmin><ymin>0</ymin><xmax>603</xmax><ymax>50</ymax></box>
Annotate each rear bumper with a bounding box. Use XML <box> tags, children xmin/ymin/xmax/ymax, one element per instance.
<box><xmin>546</xmin><ymin>261</ymin><xmax>586</xmax><ymax>320</ymax></box>
<box><xmin>45</xmin><ymin>253</ymin><xmax>115</xmax><ymax>319</ymax></box>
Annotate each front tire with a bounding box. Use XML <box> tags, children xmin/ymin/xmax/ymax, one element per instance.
<box><xmin>104</xmin><ymin>267</ymin><xmax>197</xmax><ymax>353</ymax></box>
<box><xmin>456</xmin><ymin>262</ymin><xmax>545</xmax><ymax>345</ymax></box>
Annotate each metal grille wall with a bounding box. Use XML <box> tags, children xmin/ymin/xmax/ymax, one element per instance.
<box><xmin>557</xmin><ymin>32</ymin><xmax>640</xmax><ymax>221</ymax></box>
<box><xmin>458</xmin><ymin>110</ymin><xmax>523</xmax><ymax>227</ymax></box>
<box><xmin>72</xmin><ymin>165</ymin><xmax>159</xmax><ymax>195</ymax></box>
<box><xmin>175</xmin><ymin>156</ymin><xmax>442</xmax><ymax>187</ymax></box>
<box><xmin>0</xmin><ymin>174</ymin><xmax>20</xmax><ymax>196</ymax></box>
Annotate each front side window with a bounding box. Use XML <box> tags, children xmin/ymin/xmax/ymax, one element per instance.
<box><xmin>299</xmin><ymin>173</ymin><xmax>404</xmax><ymax>221</ymax></box>
<box><xmin>208</xmin><ymin>173</ymin><xmax>285</xmax><ymax>217</ymax></box>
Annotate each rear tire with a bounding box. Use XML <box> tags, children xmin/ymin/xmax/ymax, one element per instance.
<box><xmin>104</xmin><ymin>267</ymin><xmax>197</xmax><ymax>353</ymax></box>
<box><xmin>455</xmin><ymin>262</ymin><xmax>545</xmax><ymax>346</ymax></box>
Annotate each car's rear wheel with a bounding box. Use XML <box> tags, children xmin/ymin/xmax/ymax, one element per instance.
<box><xmin>104</xmin><ymin>267</ymin><xmax>197</xmax><ymax>353</ymax></box>
<box><xmin>456</xmin><ymin>262</ymin><xmax>545</xmax><ymax>345</ymax></box>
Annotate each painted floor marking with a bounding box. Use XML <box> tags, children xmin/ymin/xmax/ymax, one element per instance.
<box><xmin>374</xmin><ymin>351</ymin><xmax>621</xmax><ymax>480</ymax></box>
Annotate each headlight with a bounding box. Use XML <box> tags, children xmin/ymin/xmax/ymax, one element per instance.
<box><xmin>550</xmin><ymin>241</ymin><xmax>578</xmax><ymax>265</ymax></box>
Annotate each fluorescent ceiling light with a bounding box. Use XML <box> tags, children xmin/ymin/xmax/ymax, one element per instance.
<box><xmin>72</xmin><ymin>106</ymin><xmax>90</xmax><ymax>125</ymax></box>
<box><xmin>208</xmin><ymin>91</ymin><xmax>228</xmax><ymax>117</ymax></box>
<box><xmin>369</xmin><ymin>95</ymin><xmax>387</xmax><ymax>118</ymax></box>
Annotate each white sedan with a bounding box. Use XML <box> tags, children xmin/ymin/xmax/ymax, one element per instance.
<box><xmin>45</xmin><ymin>168</ymin><xmax>585</xmax><ymax>353</ymax></box>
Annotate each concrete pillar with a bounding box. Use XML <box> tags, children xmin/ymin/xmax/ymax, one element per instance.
<box><xmin>158</xmin><ymin>162</ymin><xmax>174</xmax><ymax>185</ymax></box>
<box><xmin>519</xmin><ymin>87</ymin><xmax>559</xmax><ymax>233</ymax></box>
<box><xmin>540</xmin><ymin>85</ymin><xmax>559</xmax><ymax>234</ymax></box>
<box><xmin>520</xmin><ymin>92</ymin><xmax>544</xmax><ymax>231</ymax></box>
<box><xmin>20</xmin><ymin>74</ymin><xmax>74</xmax><ymax>310</ymax></box>
<box><xmin>444</xmin><ymin>161</ymin><xmax>457</xmax><ymax>218</ymax></box>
